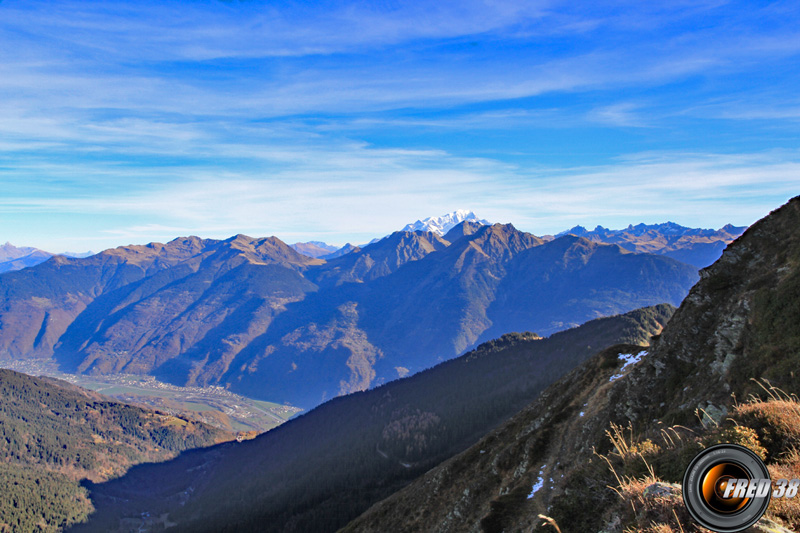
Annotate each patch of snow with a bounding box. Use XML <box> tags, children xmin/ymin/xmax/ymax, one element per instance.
<box><xmin>401</xmin><ymin>210</ymin><xmax>490</xmax><ymax>235</ymax></box>
<box><xmin>579</xmin><ymin>411</ymin><xmax>585</xmax><ymax>417</ymax></box>
<box><xmin>528</xmin><ymin>477</ymin><xmax>544</xmax><ymax>499</ymax></box>
<box><xmin>527</xmin><ymin>465</ymin><xmax>547</xmax><ymax>499</ymax></box>
<box><xmin>620</xmin><ymin>350</ymin><xmax>648</xmax><ymax>370</ymax></box>
<box><xmin>609</xmin><ymin>350</ymin><xmax>649</xmax><ymax>382</ymax></box>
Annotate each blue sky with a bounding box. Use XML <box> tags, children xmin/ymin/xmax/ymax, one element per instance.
<box><xmin>1</xmin><ymin>0</ymin><xmax>799</xmax><ymax>252</ymax></box>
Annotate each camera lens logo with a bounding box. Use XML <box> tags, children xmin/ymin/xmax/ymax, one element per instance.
<box><xmin>683</xmin><ymin>444</ymin><xmax>771</xmax><ymax>532</ymax></box>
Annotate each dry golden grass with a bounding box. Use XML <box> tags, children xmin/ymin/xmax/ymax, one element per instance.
<box><xmin>537</xmin><ymin>514</ymin><xmax>562</xmax><ymax>532</ymax></box>
<box><xmin>595</xmin><ymin>384</ymin><xmax>800</xmax><ymax>533</ymax></box>
<box><xmin>613</xmin><ymin>475</ymin><xmax>712</xmax><ymax>533</ymax></box>
<box><xmin>600</xmin><ymin>427</ymin><xmax>703</xmax><ymax>533</ymax></box>
<box><xmin>766</xmin><ymin>449</ymin><xmax>800</xmax><ymax>530</ymax></box>
<box><xmin>738</xmin><ymin>380</ymin><xmax>800</xmax><ymax>529</ymax></box>
<box><xmin>734</xmin><ymin>399</ymin><xmax>800</xmax><ymax>456</ymax></box>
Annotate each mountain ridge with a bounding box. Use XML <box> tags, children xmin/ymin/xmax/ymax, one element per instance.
<box><xmin>558</xmin><ymin>221</ymin><xmax>746</xmax><ymax>268</ymax></box>
<box><xmin>0</xmin><ymin>242</ymin><xmax>95</xmax><ymax>274</ymax></box>
<box><xmin>341</xmin><ymin>196</ymin><xmax>800</xmax><ymax>533</ymax></box>
<box><xmin>289</xmin><ymin>241</ymin><xmax>339</xmax><ymax>258</ymax></box>
<box><xmin>0</xmin><ymin>224</ymin><xmax>698</xmax><ymax>408</ymax></box>
<box><xmin>2</xmin><ymin>217</ymin><xmax>739</xmax><ymax>273</ymax></box>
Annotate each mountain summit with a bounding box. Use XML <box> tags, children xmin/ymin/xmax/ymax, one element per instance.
<box><xmin>0</xmin><ymin>242</ymin><xmax>52</xmax><ymax>274</ymax></box>
<box><xmin>401</xmin><ymin>209</ymin><xmax>490</xmax><ymax>235</ymax></box>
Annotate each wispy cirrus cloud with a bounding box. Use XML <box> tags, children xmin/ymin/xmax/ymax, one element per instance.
<box><xmin>1</xmin><ymin>0</ymin><xmax>799</xmax><ymax>251</ymax></box>
<box><xmin>0</xmin><ymin>0</ymin><xmax>557</xmax><ymax>61</ymax></box>
<box><xmin>2</xmin><ymin>1</ymin><xmax>798</xmax><ymax>117</ymax></box>
<box><xmin>2</xmin><ymin>143</ymin><xmax>797</xmax><ymax>250</ymax></box>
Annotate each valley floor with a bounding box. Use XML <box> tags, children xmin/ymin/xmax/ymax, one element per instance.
<box><xmin>0</xmin><ymin>359</ymin><xmax>301</xmax><ymax>433</ymax></box>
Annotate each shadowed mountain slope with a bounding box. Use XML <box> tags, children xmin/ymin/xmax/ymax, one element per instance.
<box><xmin>72</xmin><ymin>305</ymin><xmax>672</xmax><ymax>533</ymax></box>
<box><xmin>308</xmin><ymin>230</ymin><xmax>450</xmax><ymax>286</ymax></box>
<box><xmin>342</xmin><ymin>196</ymin><xmax>800</xmax><ymax>533</ymax></box>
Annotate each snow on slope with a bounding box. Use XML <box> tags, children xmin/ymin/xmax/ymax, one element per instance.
<box><xmin>401</xmin><ymin>210</ymin><xmax>490</xmax><ymax>236</ymax></box>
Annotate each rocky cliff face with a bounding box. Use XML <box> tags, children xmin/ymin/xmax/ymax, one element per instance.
<box><xmin>608</xmin><ymin>196</ymin><xmax>800</xmax><ymax>424</ymax></box>
<box><xmin>342</xmin><ymin>197</ymin><xmax>800</xmax><ymax>533</ymax></box>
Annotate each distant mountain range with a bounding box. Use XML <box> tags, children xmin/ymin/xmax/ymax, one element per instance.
<box><xmin>286</xmin><ymin>212</ymin><xmax>744</xmax><ymax>269</ymax></box>
<box><xmin>0</xmin><ymin>242</ymin><xmax>40</xmax><ymax>262</ymax></box>
<box><xmin>0</xmin><ymin>242</ymin><xmax>94</xmax><ymax>274</ymax></box>
<box><xmin>287</xmin><ymin>210</ymin><xmax>490</xmax><ymax>260</ymax></box>
<box><xmin>2</xmin><ymin>212</ymin><xmax>744</xmax><ymax>274</ymax></box>
<box><xmin>319</xmin><ymin>241</ymin><xmax>360</xmax><ymax>259</ymax></box>
<box><xmin>0</xmin><ymin>243</ymin><xmax>52</xmax><ymax>274</ymax></box>
<box><xmin>557</xmin><ymin>221</ymin><xmax>746</xmax><ymax>268</ymax></box>
<box><xmin>0</xmin><ymin>222</ymin><xmax>697</xmax><ymax>408</ymax></box>
<box><xmin>288</xmin><ymin>240</ymin><xmax>339</xmax><ymax>258</ymax></box>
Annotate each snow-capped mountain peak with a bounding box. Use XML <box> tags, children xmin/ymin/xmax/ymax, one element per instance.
<box><xmin>401</xmin><ymin>210</ymin><xmax>490</xmax><ymax>235</ymax></box>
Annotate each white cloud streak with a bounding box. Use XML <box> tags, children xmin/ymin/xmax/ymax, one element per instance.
<box><xmin>2</xmin><ymin>146</ymin><xmax>797</xmax><ymax>250</ymax></box>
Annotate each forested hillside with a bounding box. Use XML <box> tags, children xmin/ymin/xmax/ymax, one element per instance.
<box><xmin>0</xmin><ymin>369</ymin><xmax>228</xmax><ymax>532</ymax></box>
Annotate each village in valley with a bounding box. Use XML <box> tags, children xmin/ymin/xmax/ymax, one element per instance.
<box><xmin>0</xmin><ymin>358</ymin><xmax>301</xmax><ymax>434</ymax></box>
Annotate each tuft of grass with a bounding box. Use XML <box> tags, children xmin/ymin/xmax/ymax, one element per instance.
<box><xmin>733</xmin><ymin>398</ymin><xmax>800</xmax><ymax>460</ymax></box>
<box><xmin>612</xmin><ymin>474</ymin><xmax>698</xmax><ymax>533</ymax></box>
<box><xmin>551</xmin><ymin>381</ymin><xmax>800</xmax><ymax>533</ymax></box>
<box><xmin>766</xmin><ymin>449</ymin><xmax>800</xmax><ymax>530</ymax></box>
<box><xmin>596</xmin><ymin>390</ymin><xmax>800</xmax><ymax>532</ymax></box>
<box><xmin>701</xmin><ymin>425</ymin><xmax>767</xmax><ymax>460</ymax></box>
<box><xmin>537</xmin><ymin>514</ymin><xmax>562</xmax><ymax>532</ymax></box>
